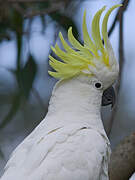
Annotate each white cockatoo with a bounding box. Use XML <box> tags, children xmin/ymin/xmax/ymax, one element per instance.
<box><xmin>0</xmin><ymin>4</ymin><xmax>121</xmax><ymax>180</ymax></box>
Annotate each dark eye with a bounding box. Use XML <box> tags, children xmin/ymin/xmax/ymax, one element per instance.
<box><xmin>95</xmin><ymin>82</ymin><xmax>102</xmax><ymax>89</ymax></box>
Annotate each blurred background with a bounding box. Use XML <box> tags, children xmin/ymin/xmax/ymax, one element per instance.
<box><xmin>0</xmin><ymin>0</ymin><xmax>134</xmax><ymax>175</ymax></box>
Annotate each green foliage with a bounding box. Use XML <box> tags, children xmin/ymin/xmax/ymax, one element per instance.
<box><xmin>0</xmin><ymin>1</ymin><xmax>80</xmax><ymax>129</ymax></box>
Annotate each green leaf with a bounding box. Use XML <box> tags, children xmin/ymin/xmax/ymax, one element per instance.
<box><xmin>50</xmin><ymin>12</ymin><xmax>79</xmax><ymax>39</ymax></box>
<box><xmin>16</xmin><ymin>55</ymin><xmax>37</xmax><ymax>99</ymax></box>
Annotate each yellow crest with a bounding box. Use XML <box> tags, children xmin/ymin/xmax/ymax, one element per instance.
<box><xmin>48</xmin><ymin>4</ymin><xmax>122</xmax><ymax>79</ymax></box>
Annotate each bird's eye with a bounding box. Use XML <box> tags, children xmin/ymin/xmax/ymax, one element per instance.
<box><xmin>94</xmin><ymin>82</ymin><xmax>102</xmax><ymax>89</ymax></box>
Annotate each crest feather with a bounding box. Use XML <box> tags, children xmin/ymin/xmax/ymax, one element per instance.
<box><xmin>92</xmin><ymin>6</ymin><xmax>106</xmax><ymax>54</ymax></box>
<box><xmin>82</xmin><ymin>10</ymin><xmax>97</xmax><ymax>56</ymax></box>
<box><xmin>49</xmin><ymin>4</ymin><xmax>122</xmax><ymax>79</ymax></box>
<box><xmin>102</xmin><ymin>4</ymin><xmax>122</xmax><ymax>49</ymax></box>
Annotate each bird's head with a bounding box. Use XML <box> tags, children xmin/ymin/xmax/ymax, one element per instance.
<box><xmin>49</xmin><ymin>5</ymin><xmax>122</xmax><ymax>107</ymax></box>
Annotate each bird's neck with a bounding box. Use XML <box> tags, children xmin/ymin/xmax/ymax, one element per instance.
<box><xmin>46</xmin><ymin>77</ymin><xmax>105</xmax><ymax>131</ymax></box>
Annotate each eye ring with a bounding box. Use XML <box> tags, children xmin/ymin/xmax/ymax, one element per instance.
<box><xmin>94</xmin><ymin>82</ymin><xmax>102</xmax><ymax>89</ymax></box>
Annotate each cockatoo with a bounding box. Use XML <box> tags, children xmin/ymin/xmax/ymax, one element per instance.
<box><xmin>0</xmin><ymin>4</ymin><xmax>121</xmax><ymax>180</ymax></box>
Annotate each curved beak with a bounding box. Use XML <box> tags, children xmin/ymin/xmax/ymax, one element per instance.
<box><xmin>102</xmin><ymin>86</ymin><xmax>116</xmax><ymax>108</ymax></box>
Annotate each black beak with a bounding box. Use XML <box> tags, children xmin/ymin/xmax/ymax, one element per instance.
<box><xmin>102</xmin><ymin>86</ymin><xmax>116</xmax><ymax>108</ymax></box>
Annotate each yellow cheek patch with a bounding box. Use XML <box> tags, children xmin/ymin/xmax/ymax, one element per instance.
<box><xmin>49</xmin><ymin>4</ymin><xmax>122</xmax><ymax>79</ymax></box>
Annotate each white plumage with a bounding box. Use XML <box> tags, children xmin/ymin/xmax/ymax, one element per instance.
<box><xmin>0</xmin><ymin>5</ymin><xmax>120</xmax><ymax>180</ymax></box>
<box><xmin>1</xmin><ymin>77</ymin><xmax>111</xmax><ymax>180</ymax></box>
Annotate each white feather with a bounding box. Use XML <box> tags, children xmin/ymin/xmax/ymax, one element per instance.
<box><xmin>0</xmin><ymin>76</ymin><xmax>111</xmax><ymax>180</ymax></box>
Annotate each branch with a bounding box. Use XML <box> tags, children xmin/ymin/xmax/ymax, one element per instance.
<box><xmin>107</xmin><ymin>0</ymin><xmax>130</xmax><ymax>137</ymax></box>
<box><xmin>108</xmin><ymin>0</ymin><xmax>129</xmax><ymax>37</ymax></box>
<box><xmin>108</xmin><ymin>13</ymin><xmax>118</xmax><ymax>38</ymax></box>
<box><xmin>109</xmin><ymin>133</ymin><xmax>135</xmax><ymax>180</ymax></box>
